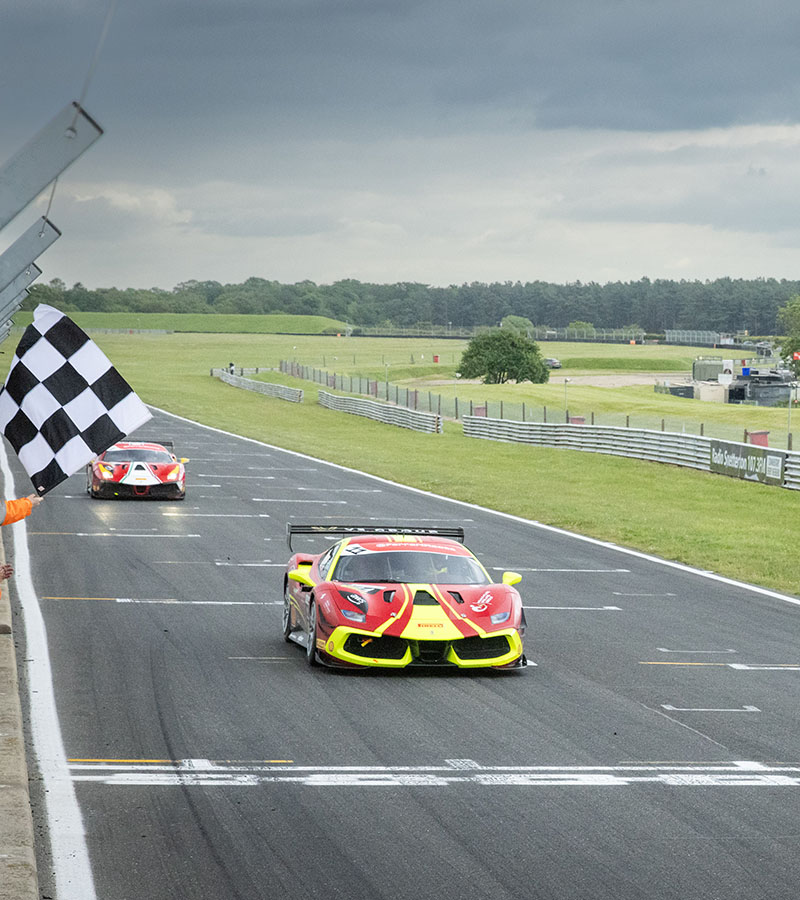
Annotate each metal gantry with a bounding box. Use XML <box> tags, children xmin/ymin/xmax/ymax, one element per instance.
<box><xmin>0</xmin><ymin>101</ymin><xmax>103</xmax><ymax>343</ymax></box>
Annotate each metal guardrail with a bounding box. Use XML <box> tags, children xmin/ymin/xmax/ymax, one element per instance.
<box><xmin>319</xmin><ymin>390</ymin><xmax>442</xmax><ymax>433</ymax></box>
<box><xmin>211</xmin><ymin>369</ymin><xmax>303</xmax><ymax>402</ymax></box>
<box><xmin>785</xmin><ymin>455</ymin><xmax>800</xmax><ymax>491</ymax></box>
<box><xmin>463</xmin><ymin>417</ymin><xmax>800</xmax><ymax>491</ymax></box>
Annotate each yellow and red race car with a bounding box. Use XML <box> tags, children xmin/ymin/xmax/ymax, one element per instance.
<box><xmin>283</xmin><ymin>525</ymin><xmax>526</xmax><ymax>670</ymax></box>
<box><xmin>86</xmin><ymin>440</ymin><xmax>187</xmax><ymax>500</ymax></box>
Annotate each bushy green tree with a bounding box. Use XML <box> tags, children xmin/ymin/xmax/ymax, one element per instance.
<box><xmin>780</xmin><ymin>336</ymin><xmax>800</xmax><ymax>378</ymax></box>
<box><xmin>777</xmin><ymin>296</ymin><xmax>800</xmax><ymax>377</ymax></box>
<box><xmin>459</xmin><ymin>329</ymin><xmax>549</xmax><ymax>384</ymax></box>
<box><xmin>777</xmin><ymin>295</ymin><xmax>800</xmax><ymax>337</ymax></box>
<box><xmin>501</xmin><ymin>314</ymin><xmax>534</xmax><ymax>334</ymax></box>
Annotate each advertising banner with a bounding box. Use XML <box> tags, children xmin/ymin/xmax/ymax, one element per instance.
<box><xmin>710</xmin><ymin>440</ymin><xmax>786</xmax><ymax>485</ymax></box>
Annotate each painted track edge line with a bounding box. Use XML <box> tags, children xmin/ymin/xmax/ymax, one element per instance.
<box><xmin>0</xmin><ymin>442</ymin><xmax>97</xmax><ymax>900</ymax></box>
<box><xmin>150</xmin><ymin>405</ymin><xmax>800</xmax><ymax>608</ymax></box>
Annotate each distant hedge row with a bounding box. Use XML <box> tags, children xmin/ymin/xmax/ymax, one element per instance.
<box><xmin>27</xmin><ymin>274</ymin><xmax>798</xmax><ymax>334</ymax></box>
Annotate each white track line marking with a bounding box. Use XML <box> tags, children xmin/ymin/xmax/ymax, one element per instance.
<box><xmin>492</xmin><ymin>567</ymin><xmax>630</xmax><ymax>573</ymax></box>
<box><xmin>67</xmin><ymin>758</ymin><xmax>800</xmax><ymax>788</ymax></box>
<box><xmin>196</xmin><ymin>474</ymin><xmax>276</xmax><ymax>479</ymax></box>
<box><xmin>229</xmin><ymin>656</ymin><xmax>293</xmax><ymax>660</ymax></box>
<box><xmin>40</xmin><ymin>596</ymin><xmax>271</xmax><ymax>605</ymax></box>
<box><xmin>161</xmin><ymin>513</ymin><xmax>271</xmax><ymax>518</ymax></box>
<box><xmin>296</xmin><ymin>488</ymin><xmax>382</xmax><ymax>493</ymax></box>
<box><xmin>214</xmin><ymin>561</ymin><xmax>284</xmax><ymax>567</ymax></box>
<box><xmin>154</xmin><ymin>407</ymin><xmax>800</xmax><ymax>608</ymax></box>
<box><xmin>661</xmin><ymin>705</ymin><xmax>760</xmax><ymax>712</ymax></box>
<box><xmin>252</xmin><ymin>498</ymin><xmax>347</xmax><ymax>504</ymax></box>
<box><xmin>523</xmin><ymin>605</ymin><xmax>621</xmax><ymax>610</ymax></box>
<box><xmin>657</xmin><ymin>648</ymin><xmax>737</xmax><ymax>654</ymax></box>
<box><xmin>30</xmin><ymin>532</ymin><xmax>202</xmax><ymax>538</ymax></box>
<box><xmin>1</xmin><ymin>444</ymin><xmax>97</xmax><ymax>899</ymax></box>
<box><xmin>729</xmin><ymin>663</ymin><xmax>800</xmax><ymax>671</ymax></box>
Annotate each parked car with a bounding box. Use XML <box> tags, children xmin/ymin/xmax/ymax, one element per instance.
<box><xmin>545</xmin><ymin>357</ymin><xmax>562</xmax><ymax>368</ymax></box>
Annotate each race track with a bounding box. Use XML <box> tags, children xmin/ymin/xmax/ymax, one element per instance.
<box><xmin>12</xmin><ymin>407</ymin><xmax>800</xmax><ymax>900</ymax></box>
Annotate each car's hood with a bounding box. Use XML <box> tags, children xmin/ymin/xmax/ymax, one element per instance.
<box><xmin>317</xmin><ymin>581</ymin><xmax>519</xmax><ymax>637</ymax></box>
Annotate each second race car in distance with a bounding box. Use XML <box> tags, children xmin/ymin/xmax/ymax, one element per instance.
<box><xmin>283</xmin><ymin>524</ymin><xmax>527</xmax><ymax>670</ymax></box>
<box><xmin>86</xmin><ymin>440</ymin><xmax>187</xmax><ymax>500</ymax></box>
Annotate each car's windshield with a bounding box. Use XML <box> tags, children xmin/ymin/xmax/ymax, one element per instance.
<box><xmin>103</xmin><ymin>449</ymin><xmax>173</xmax><ymax>463</ymax></box>
<box><xmin>333</xmin><ymin>550</ymin><xmax>489</xmax><ymax>585</ymax></box>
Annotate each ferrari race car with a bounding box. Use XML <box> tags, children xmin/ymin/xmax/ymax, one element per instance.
<box><xmin>86</xmin><ymin>440</ymin><xmax>187</xmax><ymax>500</ymax></box>
<box><xmin>283</xmin><ymin>525</ymin><xmax>527</xmax><ymax>670</ymax></box>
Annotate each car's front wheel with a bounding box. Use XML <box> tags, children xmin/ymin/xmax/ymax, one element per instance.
<box><xmin>282</xmin><ymin>580</ymin><xmax>294</xmax><ymax>642</ymax></box>
<box><xmin>306</xmin><ymin>600</ymin><xmax>319</xmax><ymax>667</ymax></box>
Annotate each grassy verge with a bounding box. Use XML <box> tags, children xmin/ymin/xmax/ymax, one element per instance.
<box><xmin>9</xmin><ymin>311</ymin><xmax>349</xmax><ymax>334</ymax></box>
<box><xmin>15</xmin><ymin>330</ymin><xmax>793</xmax><ymax>598</ymax></box>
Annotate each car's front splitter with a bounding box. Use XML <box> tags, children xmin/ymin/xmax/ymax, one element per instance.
<box><xmin>318</xmin><ymin>625</ymin><xmax>524</xmax><ymax>669</ymax></box>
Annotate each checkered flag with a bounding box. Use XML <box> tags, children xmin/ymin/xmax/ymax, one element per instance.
<box><xmin>0</xmin><ymin>304</ymin><xmax>152</xmax><ymax>494</ymax></box>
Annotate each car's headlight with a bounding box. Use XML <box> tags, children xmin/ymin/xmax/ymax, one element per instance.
<box><xmin>165</xmin><ymin>465</ymin><xmax>181</xmax><ymax>481</ymax></box>
<box><xmin>490</xmin><ymin>610</ymin><xmax>511</xmax><ymax>624</ymax></box>
<box><xmin>98</xmin><ymin>463</ymin><xmax>115</xmax><ymax>480</ymax></box>
<box><xmin>339</xmin><ymin>590</ymin><xmax>368</xmax><ymax>613</ymax></box>
<box><xmin>340</xmin><ymin>608</ymin><xmax>366</xmax><ymax>623</ymax></box>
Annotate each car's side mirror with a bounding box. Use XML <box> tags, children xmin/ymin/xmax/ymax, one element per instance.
<box><xmin>501</xmin><ymin>571</ymin><xmax>522</xmax><ymax>586</ymax></box>
<box><xmin>180</xmin><ymin>458</ymin><xmax>189</xmax><ymax>464</ymax></box>
<box><xmin>288</xmin><ymin>567</ymin><xmax>315</xmax><ymax>588</ymax></box>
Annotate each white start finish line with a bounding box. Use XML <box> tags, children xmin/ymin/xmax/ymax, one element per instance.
<box><xmin>68</xmin><ymin>759</ymin><xmax>800</xmax><ymax>788</ymax></box>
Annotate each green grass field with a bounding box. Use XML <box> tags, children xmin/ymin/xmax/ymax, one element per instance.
<box><xmin>269</xmin><ymin>336</ymin><xmax>794</xmax><ymax>447</ymax></box>
<box><xmin>10</xmin><ymin>311</ymin><xmax>349</xmax><ymax>334</ymax></box>
<box><xmin>3</xmin><ymin>326</ymin><xmax>791</xmax><ymax>596</ymax></box>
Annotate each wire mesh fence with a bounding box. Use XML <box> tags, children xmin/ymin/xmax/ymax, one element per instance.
<box><xmin>277</xmin><ymin>360</ymin><xmax>796</xmax><ymax>450</ymax></box>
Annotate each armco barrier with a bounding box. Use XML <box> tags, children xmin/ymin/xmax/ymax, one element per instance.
<box><xmin>319</xmin><ymin>390</ymin><xmax>442</xmax><ymax>433</ymax></box>
<box><xmin>785</xmin><ymin>455</ymin><xmax>800</xmax><ymax>491</ymax></box>
<box><xmin>462</xmin><ymin>416</ymin><xmax>800</xmax><ymax>491</ymax></box>
<box><xmin>211</xmin><ymin>369</ymin><xmax>303</xmax><ymax>402</ymax></box>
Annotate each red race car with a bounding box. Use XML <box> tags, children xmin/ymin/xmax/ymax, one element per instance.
<box><xmin>86</xmin><ymin>440</ymin><xmax>187</xmax><ymax>500</ymax></box>
<box><xmin>283</xmin><ymin>524</ymin><xmax>527</xmax><ymax>670</ymax></box>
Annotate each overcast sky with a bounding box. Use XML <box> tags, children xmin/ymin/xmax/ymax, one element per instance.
<box><xmin>3</xmin><ymin>0</ymin><xmax>800</xmax><ymax>290</ymax></box>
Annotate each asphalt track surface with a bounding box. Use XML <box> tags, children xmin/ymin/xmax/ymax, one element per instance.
<box><xmin>12</xmin><ymin>407</ymin><xmax>800</xmax><ymax>900</ymax></box>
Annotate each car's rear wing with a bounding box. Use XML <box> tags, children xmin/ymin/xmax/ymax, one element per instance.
<box><xmin>287</xmin><ymin>523</ymin><xmax>465</xmax><ymax>552</ymax></box>
<box><xmin>136</xmin><ymin>439</ymin><xmax>175</xmax><ymax>451</ymax></box>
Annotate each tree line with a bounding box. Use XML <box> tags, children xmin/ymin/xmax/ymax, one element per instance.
<box><xmin>26</xmin><ymin>275</ymin><xmax>800</xmax><ymax>335</ymax></box>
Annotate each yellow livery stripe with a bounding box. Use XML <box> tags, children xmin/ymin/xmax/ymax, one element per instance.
<box><xmin>399</xmin><ymin>603</ymin><xmax>465</xmax><ymax>640</ymax></box>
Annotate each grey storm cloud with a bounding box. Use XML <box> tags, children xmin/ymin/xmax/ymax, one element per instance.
<box><xmin>4</xmin><ymin>0</ymin><xmax>800</xmax><ymax>288</ymax></box>
<box><xmin>6</xmin><ymin>0</ymin><xmax>800</xmax><ymax>138</ymax></box>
